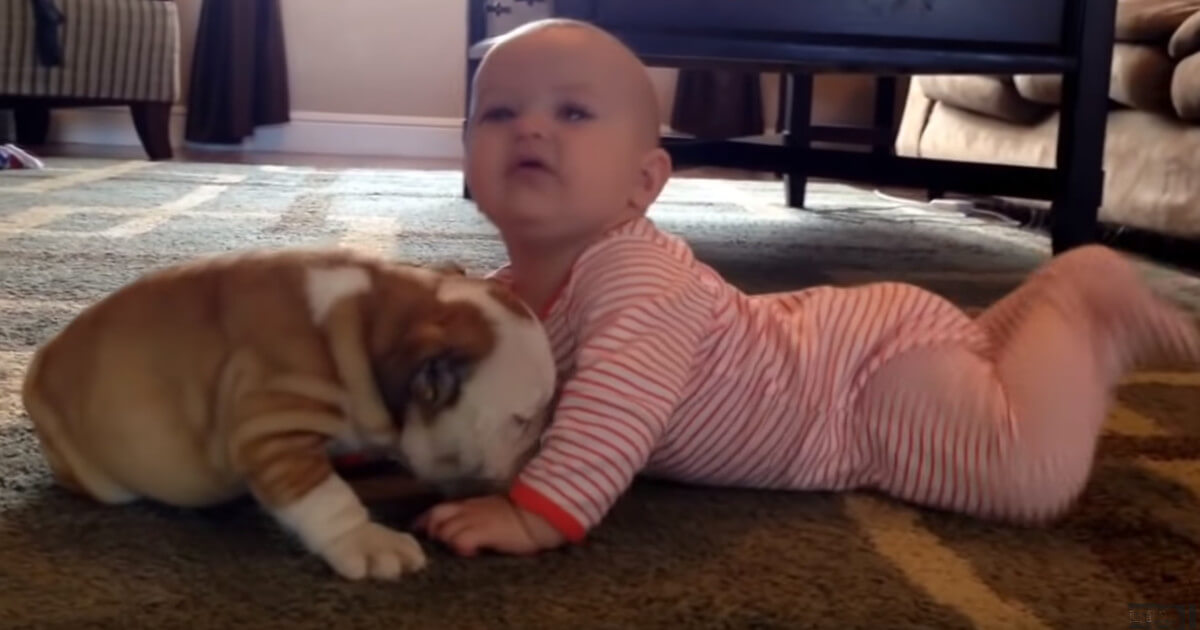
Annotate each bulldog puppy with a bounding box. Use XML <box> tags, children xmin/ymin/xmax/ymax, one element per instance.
<box><xmin>21</xmin><ymin>248</ymin><xmax>557</xmax><ymax>581</ymax></box>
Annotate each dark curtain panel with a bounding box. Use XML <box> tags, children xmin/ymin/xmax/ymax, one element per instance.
<box><xmin>670</xmin><ymin>69</ymin><xmax>763</xmax><ymax>139</ymax></box>
<box><xmin>185</xmin><ymin>0</ymin><xmax>290</xmax><ymax>144</ymax></box>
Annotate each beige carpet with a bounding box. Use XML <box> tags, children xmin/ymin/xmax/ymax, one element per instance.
<box><xmin>2</xmin><ymin>158</ymin><xmax>1199</xmax><ymax>629</ymax></box>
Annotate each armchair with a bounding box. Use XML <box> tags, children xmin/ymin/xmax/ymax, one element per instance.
<box><xmin>0</xmin><ymin>0</ymin><xmax>182</xmax><ymax>160</ymax></box>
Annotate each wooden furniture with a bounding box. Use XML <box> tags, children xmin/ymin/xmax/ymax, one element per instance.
<box><xmin>467</xmin><ymin>0</ymin><xmax>1118</xmax><ymax>254</ymax></box>
<box><xmin>1</xmin><ymin>0</ymin><xmax>181</xmax><ymax>160</ymax></box>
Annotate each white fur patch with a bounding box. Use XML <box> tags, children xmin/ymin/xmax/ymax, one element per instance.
<box><xmin>274</xmin><ymin>475</ymin><xmax>369</xmax><ymax>552</ymax></box>
<box><xmin>305</xmin><ymin>266</ymin><xmax>371</xmax><ymax>325</ymax></box>
<box><xmin>403</xmin><ymin>279</ymin><xmax>557</xmax><ymax>484</ymax></box>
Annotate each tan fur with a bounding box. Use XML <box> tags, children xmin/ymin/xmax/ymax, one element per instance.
<box><xmin>487</xmin><ymin>280</ymin><xmax>536</xmax><ymax>321</ymax></box>
<box><xmin>429</xmin><ymin>261</ymin><xmax>468</xmax><ymax>276</ymax></box>
<box><xmin>20</xmin><ymin>247</ymin><xmax>555</xmax><ymax>578</ymax></box>
<box><xmin>363</xmin><ymin>281</ymin><xmax>497</xmax><ymax>425</ymax></box>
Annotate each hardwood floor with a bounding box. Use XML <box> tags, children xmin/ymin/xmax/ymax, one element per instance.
<box><xmin>32</xmin><ymin>142</ymin><xmax>463</xmax><ymax>170</ymax></box>
<box><xmin>29</xmin><ymin>142</ymin><xmax>780</xmax><ymax>181</ymax></box>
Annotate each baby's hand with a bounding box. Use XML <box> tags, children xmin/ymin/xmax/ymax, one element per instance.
<box><xmin>414</xmin><ymin>494</ymin><xmax>566</xmax><ymax>557</ymax></box>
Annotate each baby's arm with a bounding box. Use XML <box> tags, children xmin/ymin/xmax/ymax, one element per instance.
<box><xmin>421</xmin><ymin>240</ymin><xmax>710</xmax><ymax>554</ymax></box>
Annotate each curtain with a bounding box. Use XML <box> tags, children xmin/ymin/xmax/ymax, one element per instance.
<box><xmin>670</xmin><ymin>69</ymin><xmax>763</xmax><ymax>139</ymax></box>
<box><xmin>185</xmin><ymin>0</ymin><xmax>290</xmax><ymax>144</ymax></box>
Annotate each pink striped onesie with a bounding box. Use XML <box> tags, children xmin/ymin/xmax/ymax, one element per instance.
<box><xmin>494</xmin><ymin>216</ymin><xmax>1199</xmax><ymax>542</ymax></box>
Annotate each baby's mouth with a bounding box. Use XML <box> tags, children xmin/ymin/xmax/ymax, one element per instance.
<box><xmin>510</xmin><ymin>157</ymin><xmax>553</xmax><ymax>176</ymax></box>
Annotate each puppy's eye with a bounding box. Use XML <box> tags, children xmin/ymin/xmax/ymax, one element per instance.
<box><xmin>411</xmin><ymin>354</ymin><xmax>467</xmax><ymax>410</ymax></box>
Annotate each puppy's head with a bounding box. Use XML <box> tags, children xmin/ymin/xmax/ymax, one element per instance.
<box><xmin>370</xmin><ymin>274</ymin><xmax>556</xmax><ymax>495</ymax></box>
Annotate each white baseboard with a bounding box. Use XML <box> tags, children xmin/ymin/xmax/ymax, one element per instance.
<box><xmin>46</xmin><ymin>107</ymin><xmax>465</xmax><ymax>160</ymax></box>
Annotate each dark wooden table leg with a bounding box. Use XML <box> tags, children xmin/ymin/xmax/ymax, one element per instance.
<box><xmin>784</xmin><ymin>73</ymin><xmax>813</xmax><ymax>209</ymax></box>
<box><xmin>1050</xmin><ymin>0</ymin><xmax>1116</xmax><ymax>254</ymax></box>
<box><xmin>872</xmin><ymin>76</ymin><xmax>898</xmax><ymax>156</ymax></box>
<box><xmin>129</xmin><ymin>102</ymin><xmax>173</xmax><ymax>160</ymax></box>
<box><xmin>13</xmin><ymin>104</ymin><xmax>51</xmax><ymax>146</ymax></box>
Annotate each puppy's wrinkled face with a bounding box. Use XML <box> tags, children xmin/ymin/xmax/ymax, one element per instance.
<box><xmin>386</xmin><ymin>277</ymin><xmax>556</xmax><ymax>495</ymax></box>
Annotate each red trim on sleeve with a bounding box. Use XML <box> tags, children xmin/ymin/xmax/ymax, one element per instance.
<box><xmin>510</xmin><ymin>479</ymin><xmax>587</xmax><ymax>543</ymax></box>
<box><xmin>536</xmin><ymin>267</ymin><xmax>572</xmax><ymax>321</ymax></box>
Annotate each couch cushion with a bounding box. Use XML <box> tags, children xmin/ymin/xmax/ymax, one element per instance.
<box><xmin>915</xmin><ymin>75</ymin><xmax>1050</xmax><ymax>124</ymax></box>
<box><xmin>1013</xmin><ymin>45</ymin><xmax>1175</xmax><ymax>114</ymax></box>
<box><xmin>1169</xmin><ymin>10</ymin><xmax>1200</xmax><ymax>58</ymax></box>
<box><xmin>1172</xmin><ymin>52</ymin><xmax>1200</xmax><ymax>120</ymax></box>
<box><xmin>1116</xmin><ymin>0</ymin><xmax>1200</xmax><ymax>42</ymax></box>
<box><xmin>895</xmin><ymin>80</ymin><xmax>934</xmax><ymax>158</ymax></box>
<box><xmin>1013</xmin><ymin>74</ymin><xmax>1062</xmax><ymax>105</ymax></box>
<box><xmin>913</xmin><ymin>104</ymin><xmax>1200</xmax><ymax>239</ymax></box>
<box><xmin>1110</xmin><ymin>43</ymin><xmax>1176</xmax><ymax>113</ymax></box>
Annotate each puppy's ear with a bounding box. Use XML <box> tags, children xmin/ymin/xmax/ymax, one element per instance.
<box><xmin>373</xmin><ymin>301</ymin><xmax>495</xmax><ymax>424</ymax></box>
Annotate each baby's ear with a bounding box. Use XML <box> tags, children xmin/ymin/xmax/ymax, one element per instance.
<box><xmin>633</xmin><ymin>147</ymin><xmax>672</xmax><ymax>211</ymax></box>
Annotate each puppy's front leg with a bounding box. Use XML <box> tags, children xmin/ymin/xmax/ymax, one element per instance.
<box><xmin>229</xmin><ymin>392</ymin><xmax>427</xmax><ymax>580</ymax></box>
<box><xmin>275</xmin><ymin>471</ymin><xmax>428</xmax><ymax>581</ymax></box>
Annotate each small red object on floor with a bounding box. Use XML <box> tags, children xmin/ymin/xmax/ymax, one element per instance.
<box><xmin>1</xmin><ymin>143</ymin><xmax>45</xmax><ymax>170</ymax></box>
<box><xmin>332</xmin><ymin>453</ymin><xmax>372</xmax><ymax>469</ymax></box>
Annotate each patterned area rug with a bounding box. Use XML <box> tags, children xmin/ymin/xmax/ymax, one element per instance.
<box><xmin>1</xmin><ymin>158</ymin><xmax>1199</xmax><ymax>629</ymax></box>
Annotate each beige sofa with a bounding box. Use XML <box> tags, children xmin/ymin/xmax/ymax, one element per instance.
<box><xmin>896</xmin><ymin>0</ymin><xmax>1200</xmax><ymax>241</ymax></box>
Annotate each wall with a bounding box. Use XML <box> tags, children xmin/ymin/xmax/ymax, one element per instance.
<box><xmin>169</xmin><ymin>0</ymin><xmax>468</xmax><ymax>117</ymax></box>
<box><xmin>54</xmin><ymin>1</ymin><xmax>885</xmax><ymax>157</ymax></box>
<box><xmin>277</xmin><ymin>0</ymin><xmax>879</xmax><ymax>127</ymax></box>
<box><xmin>283</xmin><ymin>0</ymin><xmax>468</xmax><ymax>117</ymax></box>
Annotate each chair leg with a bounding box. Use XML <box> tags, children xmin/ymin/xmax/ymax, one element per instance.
<box><xmin>783</xmin><ymin>73</ymin><xmax>813</xmax><ymax>209</ymax></box>
<box><xmin>13</xmin><ymin>105</ymin><xmax>51</xmax><ymax>146</ymax></box>
<box><xmin>872</xmin><ymin>76</ymin><xmax>898</xmax><ymax>156</ymax></box>
<box><xmin>130</xmin><ymin>102</ymin><xmax>173</xmax><ymax>160</ymax></box>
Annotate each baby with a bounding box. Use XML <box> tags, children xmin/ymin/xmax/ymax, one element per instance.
<box><xmin>415</xmin><ymin>18</ymin><xmax>1200</xmax><ymax>555</ymax></box>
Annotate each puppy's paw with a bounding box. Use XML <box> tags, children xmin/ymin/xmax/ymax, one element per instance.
<box><xmin>320</xmin><ymin>522</ymin><xmax>428</xmax><ymax>581</ymax></box>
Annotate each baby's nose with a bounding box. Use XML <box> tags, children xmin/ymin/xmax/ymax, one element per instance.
<box><xmin>513</xmin><ymin>111</ymin><xmax>551</xmax><ymax>138</ymax></box>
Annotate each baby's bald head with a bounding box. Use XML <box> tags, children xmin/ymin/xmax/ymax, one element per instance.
<box><xmin>471</xmin><ymin>19</ymin><xmax>662</xmax><ymax>148</ymax></box>
<box><xmin>463</xmin><ymin>19</ymin><xmax>674</xmax><ymax>247</ymax></box>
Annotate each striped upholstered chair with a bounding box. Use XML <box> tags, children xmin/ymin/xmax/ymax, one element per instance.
<box><xmin>0</xmin><ymin>0</ymin><xmax>181</xmax><ymax>160</ymax></box>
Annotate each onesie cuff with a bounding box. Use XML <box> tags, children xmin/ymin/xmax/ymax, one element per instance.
<box><xmin>509</xmin><ymin>480</ymin><xmax>588</xmax><ymax>543</ymax></box>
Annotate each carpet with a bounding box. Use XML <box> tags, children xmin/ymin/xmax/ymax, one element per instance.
<box><xmin>1</xmin><ymin>158</ymin><xmax>1199</xmax><ymax>629</ymax></box>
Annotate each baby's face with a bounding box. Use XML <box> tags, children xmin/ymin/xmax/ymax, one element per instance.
<box><xmin>464</xmin><ymin>27</ymin><xmax>660</xmax><ymax>245</ymax></box>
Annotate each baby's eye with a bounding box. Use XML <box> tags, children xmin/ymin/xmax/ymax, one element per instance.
<box><xmin>558</xmin><ymin>103</ymin><xmax>593</xmax><ymax>122</ymax></box>
<box><xmin>478</xmin><ymin>106</ymin><xmax>515</xmax><ymax>122</ymax></box>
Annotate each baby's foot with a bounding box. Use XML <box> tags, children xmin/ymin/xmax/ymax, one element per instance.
<box><xmin>1042</xmin><ymin>245</ymin><xmax>1200</xmax><ymax>373</ymax></box>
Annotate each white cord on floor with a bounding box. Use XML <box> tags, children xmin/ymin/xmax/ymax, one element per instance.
<box><xmin>871</xmin><ymin>189</ymin><xmax>1022</xmax><ymax>227</ymax></box>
